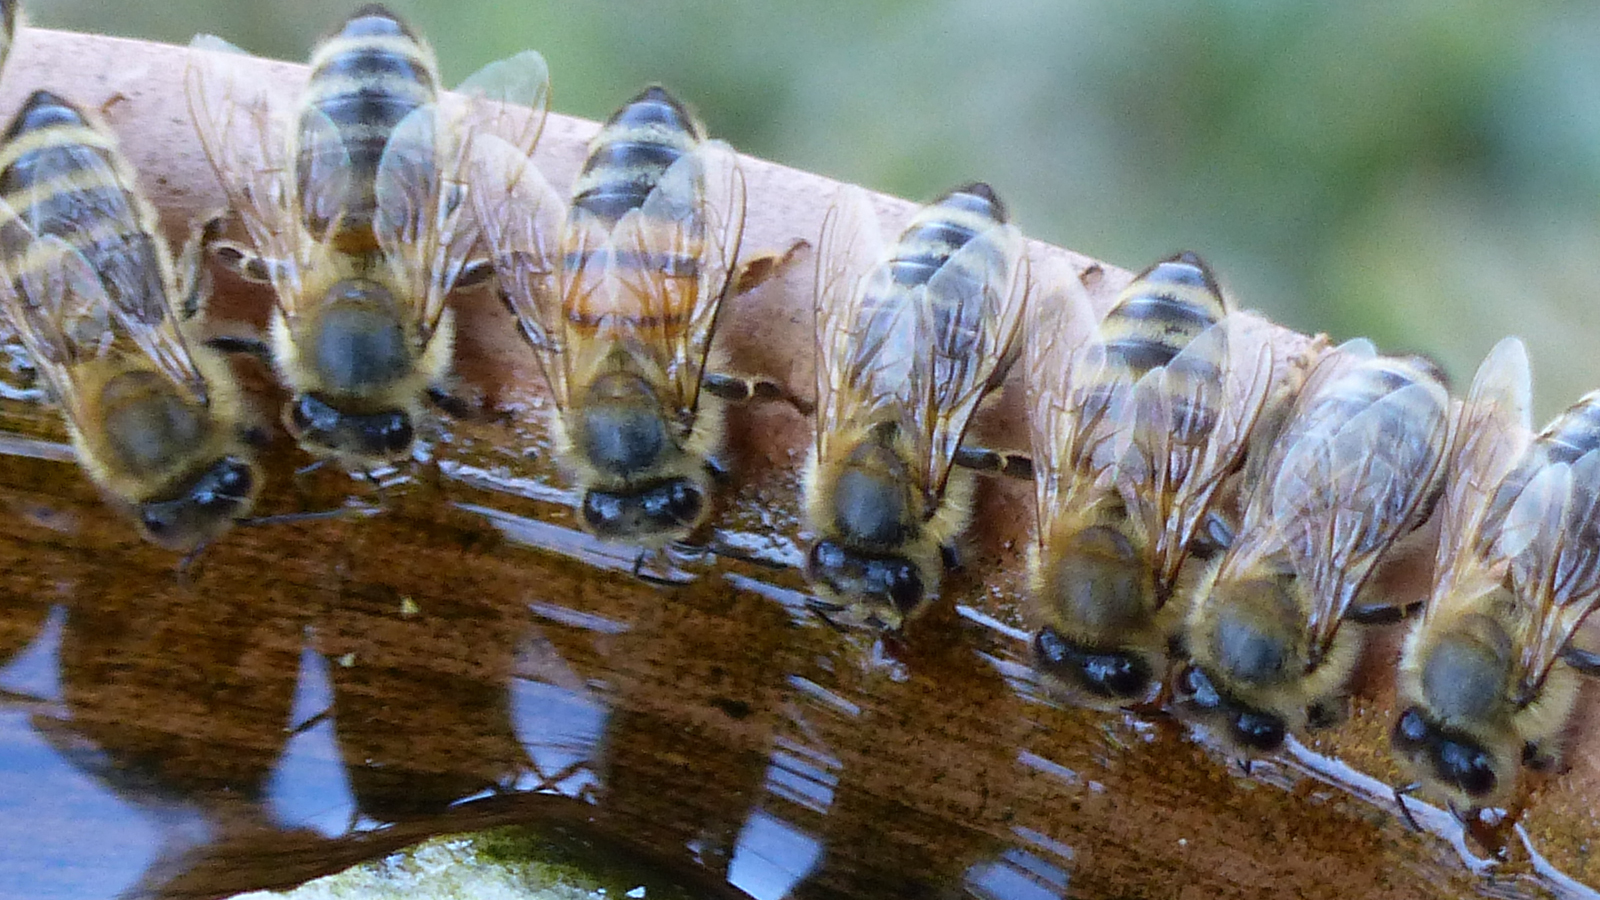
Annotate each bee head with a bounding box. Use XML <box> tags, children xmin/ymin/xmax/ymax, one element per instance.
<box><xmin>805</xmin><ymin>539</ymin><xmax>924</xmax><ymax>630</ymax></box>
<box><xmin>1391</xmin><ymin>707</ymin><xmax>1502</xmax><ymax>800</ymax></box>
<box><xmin>1032</xmin><ymin>626</ymin><xmax>1154</xmax><ymax>700</ymax></box>
<box><xmin>581</xmin><ymin>477</ymin><xmax>705</xmax><ymax>543</ymax></box>
<box><xmin>287</xmin><ymin>392</ymin><xmax>414</xmax><ymax>463</ymax></box>
<box><xmin>1176</xmin><ymin>664</ymin><xmax>1288</xmax><ymax>752</ymax></box>
<box><xmin>136</xmin><ymin>456</ymin><xmax>258</xmax><ymax>551</ymax></box>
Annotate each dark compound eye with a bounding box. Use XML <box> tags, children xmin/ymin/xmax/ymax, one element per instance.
<box><xmin>1392</xmin><ymin>708</ymin><xmax>1430</xmax><ymax>750</ymax></box>
<box><xmin>141</xmin><ymin>507</ymin><xmax>176</xmax><ymax>538</ymax></box>
<box><xmin>367</xmin><ymin>410</ymin><xmax>413</xmax><ymax>455</ymax></box>
<box><xmin>806</xmin><ymin>540</ymin><xmax>847</xmax><ymax>579</ymax></box>
<box><xmin>1231</xmin><ymin>710</ymin><xmax>1286</xmax><ymax>751</ymax></box>
<box><xmin>1081</xmin><ymin>652</ymin><xmax>1151</xmax><ymax>699</ymax></box>
<box><xmin>1437</xmin><ymin>739</ymin><xmax>1497</xmax><ymax>797</ymax></box>
<box><xmin>582</xmin><ymin>491</ymin><xmax>626</xmax><ymax>531</ymax></box>
<box><xmin>884</xmin><ymin>561</ymin><xmax>923</xmax><ymax>615</ymax></box>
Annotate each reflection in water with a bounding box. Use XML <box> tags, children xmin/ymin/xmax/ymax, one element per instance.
<box><xmin>2</xmin><ymin>426</ymin><xmax>1598</xmax><ymax>899</ymax></box>
<box><xmin>264</xmin><ymin>646</ymin><xmax>357</xmax><ymax>836</ymax></box>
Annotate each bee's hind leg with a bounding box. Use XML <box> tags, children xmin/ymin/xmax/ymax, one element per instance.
<box><xmin>702</xmin><ymin>372</ymin><xmax>814</xmax><ymax>416</ymax></box>
<box><xmin>953</xmin><ymin>445</ymin><xmax>1033</xmax><ymax>480</ymax></box>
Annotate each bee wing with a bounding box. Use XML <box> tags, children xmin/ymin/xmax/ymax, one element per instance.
<box><xmin>1119</xmin><ymin>315</ymin><xmax>1274</xmax><ymax>599</ymax></box>
<box><xmin>374</xmin><ymin>102</ymin><xmax>478</xmax><ymax>344</ymax></box>
<box><xmin>468</xmin><ymin>133</ymin><xmax>569</xmax><ymax>405</ymax></box>
<box><xmin>1024</xmin><ymin>255</ymin><xmax>1116</xmax><ymax>540</ymax></box>
<box><xmin>913</xmin><ymin>218</ymin><xmax>1028</xmax><ymax>499</ymax></box>
<box><xmin>1501</xmin><ymin>449</ymin><xmax>1600</xmax><ymax>696</ymax></box>
<box><xmin>3</xmin><ymin>174</ymin><xmax>209</xmax><ymax>408</ymax></box>
<box><xmin>814</xmin><ymin>186</ymin><xmax>907</xmax><ymax>461</ymax></box>
<box><xmin>1269</xmin><ymin>370</ymin><xmax>1450</xmax><ymax>658</ymax></box>
<box><xmin>1428</xmin><ymin>338</ymin><xmax>1533</xmax><ymax>616</ymax></box>
<box><xmin>455</xmin><ymin>49</ymin><xmax>551</xmax><ymax>153</ymax></box>
<box><xmin>0</xmin><ymin>230</ymin><xmax>166</xmax><ymax>422</ymax></box>
<box><xmin>601</xmin><ymin>139</ymin><xmax>746</xmax><ymax>419</ymax></box>
<box><xmin>184</xmin><ymin>38</ymin><xmax>307</xmax><ymax>301</ymax></box>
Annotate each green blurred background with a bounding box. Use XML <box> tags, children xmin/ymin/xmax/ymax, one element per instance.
<box><xmin>25</xmin><ymin>0</ymin><xmax>1600</xmax><ymax>417</ymax></box>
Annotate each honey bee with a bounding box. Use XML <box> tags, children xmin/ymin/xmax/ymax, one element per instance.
<box><xmin>1025</xmin><ymin>252</ymin><xmax>1272</xmax><ymax>705</ymax></box>
<box><xmin>186</xmin><ymin>5</ymin><xmax>549</xmax><ymax>470</ymax></box>
<box><xmin>1393</xmin><ymin>338</ymin><xmax>1600</xmax><ymax>827</ymax></box>
<box><xmin>1177</xmin><ymin>339</ymin><xmax>1452</xmax><ymax>751</ymax></box>
<box><xmin>472</xmin><ymin>85</ymin><xmax>799</xmax><ymax>548</ymax></box>
<box><xmin>803</xmin><ymin>183</ymin><xmax>1028</xmax><ymax>631</ymax></box>
<box><xmin>0</xmin><ymin>90</ymin><xmax>259</xmax><ymax>551</ymax></box>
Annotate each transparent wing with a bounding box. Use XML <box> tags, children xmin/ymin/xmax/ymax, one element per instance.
<box><xmin>603</xmin><ymin>139</ymin><xmax>745</xmax><ymax>420</ymax></box>
<box><xmin>184</xmin><ymin>38</ymin><xmax>308</xmax><ymax>306</ymax></box>
<box><xmin>1272</xmin><ymin>374</ymin><xmax>1450</xmax><ymax>659</ymax></box>
<box><xmin>374</xmin><ymin>103</ymin><xmax>467</xmax><ymax>344</ymax></box>
<box><xmin>1427</xmin><ymin>337</ymin><xmax>1533</xmax><ymax>619</ymax></box>
<box><xmin>914</xmin><ymin>219</ymin><xmax>1028</xmax><ymax>499</ymax></box>
<box><xmin>814</xmin><ymin>186</ymin><xmax>905</xmax><ymax>463</ymax></box>
<box><xmin>1222</xmin><ymin>341</ymin><xmax>1371</xmax><ymax>581</ymax></box>
<box><xmin>1024</xmin><ymin>255</ymin><xmax>1116</xmax><ymax>543</ymax></box>
<box><xmin>1118</xmin><ymin>314</ymin><xmax>1274</xmax><ymax>600</ymax></box>
<box><xmin>455</xmin><ymin>49</ymin><xmax>551</xmax><ymax>153</ymax></box>
<box><xmin>0</xmin><ymin>232</ymin><xmax>183</xmax><ymax>425</ymax></box>
<box><xmin>468</xmin><ymin>132</ymin><xmax>568</xmax><ymax>405</ymax></box>
<box><xmin>1503</xmin><ymin>444</ymin><xmax>1600</xmax><ymax>698</ymax></box>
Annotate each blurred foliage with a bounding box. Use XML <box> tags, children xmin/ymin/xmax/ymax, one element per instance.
<box><xmin>24</xmin><ymin>0</ymin><xmax>1600</xmax><ymax>416</ymax></box>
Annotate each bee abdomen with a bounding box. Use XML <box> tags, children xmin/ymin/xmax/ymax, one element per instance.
<box><xmin>299</xmin><ymin>6</ymin><xmax>437</xmax><ymax>235</ymax></box>
<box><xmin>1539</xmin><ymin>391</ymin><xmax>1600</xmax><ymax>464</ymax></box>
<box><xmin>0</xmin><ymin>91</ymin><xmax>162</xmax><ymax>317</ymax></box>
<box><xmin>1101</xmin><ymin>252</ymin><xmax>1226</xmax><ymax>379</ymax></box>
<box><xmin>571</xmin><ymin>87</ymin><xmax>700</xmax><ymax>225</ymax></box>
<box><xmin>889</xmin><ymin>183</ymin><xmax>1006</xmax><ymax>288</ymax></box>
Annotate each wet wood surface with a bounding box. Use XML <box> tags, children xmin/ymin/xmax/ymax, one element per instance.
<box><xmin>0</xmin><ymin>25</ymin><xmax>1598</xmax><ymax>900</ymax></box>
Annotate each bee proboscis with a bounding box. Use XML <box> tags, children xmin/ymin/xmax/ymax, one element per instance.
<box><xmin>0</xmin><ymin>90</ymin><xmax>259</xmax><ymax>551</ymax></box>
<box><xmin>1025</xmin><ymin>250</ymin><xmax>1273</xmax><ymax>706</ymax></box>
<box><xmin>1178</xmin><ymin>338</ymin><xmax>1452</xmax><ymax>752</ymax></box>
<box><xmin>803</xmin><ymin>182</ymin><xmax>1028</xmax><ymax>631</ymax></box>
<box><xmin>185</xmin><ymin>4</ymin><xmax>550</xmax><ymax>471</ymax></box>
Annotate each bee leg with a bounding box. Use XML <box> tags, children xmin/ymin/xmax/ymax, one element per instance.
<box><xmin>1560</xmin><ymin>645</ymin><xmax>1600</xmax><ymax>676</ymax></box>
<box><xmin>210</xmin><ymin>240</ymin><xmax>277</xmax><ymax>284</ymax></box>
<box><xmin>1189</xmin><ymin>511</ymin><xmax>1235</xmax><ymax>559</ymax></box>
<box><xmin>287</xmin><ymin>707</ymin><xmax>332</xmax><ymax>737</ymax></box>
<box><xmin>728</xmin><ymin>240</ymin><xmax>809</xmax><ymax>297</ymax></box>
<box><xmin>175</xmin><ymin>540</ymin><xmax>213</xmax><ymax>577</ymax></box>
<box><xmin>1393</xmin><ymin>782</ymin><xmax>1424</xmax><ymax>832</ymax></box>
<box><xmin>1237</xmin><ymin>757</ymin><xmax>1255</xmax><ymax>777</ymax></box>
<box><xmin>952</xmin><ymin>445</ymin><xmax>1034</xmax><ymax>480</ymax></box>
<box><xmin>702</xmin><ymin>372</ymin><xmax>814</xmax><ymax>416</ymax></box>
<box><xmin>426</xmin><ymin>385</ymin><xmax>480</xmax><ymax>420</ymax></box>
<box><xmin>454</xmin><ymin>257</ymin><xmax>497</xmax><ymax>290</ymax></box>
<box><xmin>703</xmin><ymin>455</ymin><xmax>731</xmax><ymax>484</ymax></box>
<box><xmin>205</xmin><ymin>334</ymin><xmax>272</xmax><ymax>364</ymax></box>
<box><xmin>940</xmin><ymin>543</ymin><xmax>963</xmax><ymax>573</ymax></box>
<box><xmin>1347</xmin><ymin>600</ymin><xmax>1422</xmax><ymax>625</ymax></box>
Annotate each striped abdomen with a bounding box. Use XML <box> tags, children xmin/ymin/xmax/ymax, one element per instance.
<box><xmin>1102</xmin><ymin>252</ymin><xmax>1226</xmax><ymax>379</ymax></box>
<box><xmin>570</xmin><ymin>86</ymin><xmax>701</xmax><ymax>227</ymax></box>
<box><xmin>849</xmin><ymin>183</ymin><xmax>1008</xmax><ymax>392</ymax></box>
<box><xmin>1085</xmin><ymin>252</ymin><xmax>1228</xmax><ymax>462</ymax></box>
<box><xmin>0</xmin><ymin>90</ymin><xmax>167</xmax><ymax>329</ymax></box>
<box><xmin>1283</xmin><ymin>356</ymin><xmax>1440</xmax><ymax>454</ymax></box>
<box><xmin>563</xmin><ymin>86</ymin><xmax>706</xmax><ymax>337</ymax></box>
<box><xmin>298</xmin><ymin>5</ymin><xmax>438</xmax><ymax>247</ymax></box>
<box><xmin>1484</xmin><ymin>390</ymin><xmax>1600</xmax><ymax>547</ymax></box>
